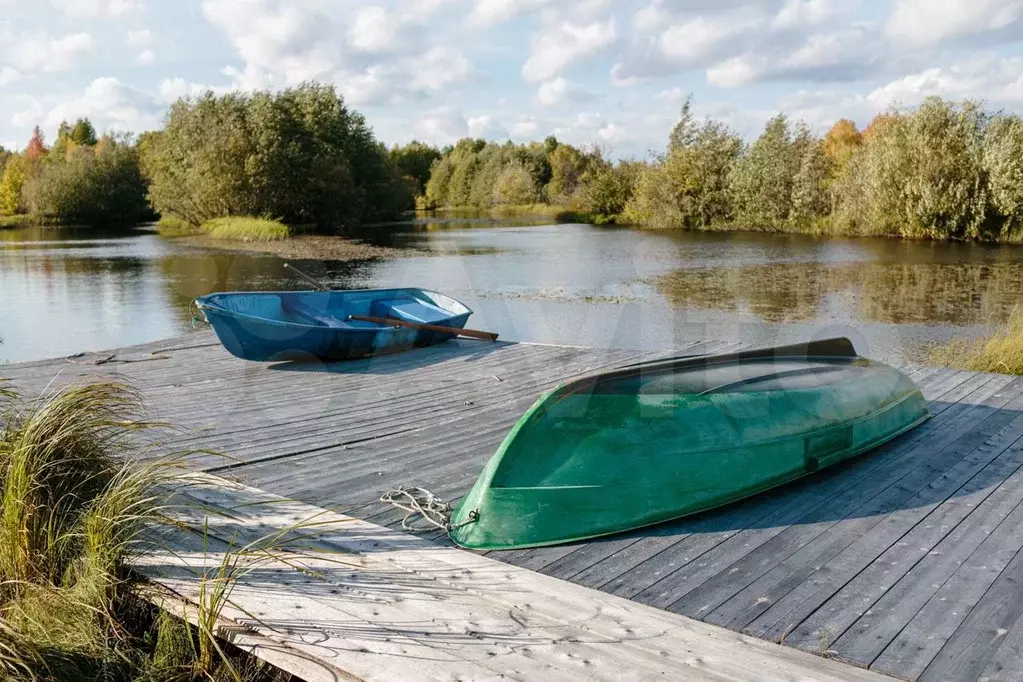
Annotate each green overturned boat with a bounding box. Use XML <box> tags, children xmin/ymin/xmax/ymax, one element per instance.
<box><xmin>450</xmin><ymin>338</ymin><xmax>929</xmax><ymax>550</ymax></box>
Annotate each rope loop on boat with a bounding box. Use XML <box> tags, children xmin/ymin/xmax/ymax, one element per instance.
<box><xmin>380</xmin><ymin>486</ymin><xmax>479</xmax><ymax>534</ymax></box>
<box><xmin>189</xmin><ymin>298</ymin><xmax>207</xmax><ymax>329</ymax></box>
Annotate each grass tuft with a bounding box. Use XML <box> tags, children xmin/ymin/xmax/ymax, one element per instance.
<box><xmin>929</xmin><ymin>307</ymin><xmax>1023</xmax><ymax>375</ymax></box>
<box><xmin>0</xmin><ymin>380</ymin><xmax>291</xmax><ymax>681</ymax></box>
<box><xmin>201</xmin><ymin>217</ymin><xmax>291</xmax><ymax>243</ymax></box>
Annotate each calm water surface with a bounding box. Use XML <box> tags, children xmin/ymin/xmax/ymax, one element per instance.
<box><xmin>1</xmin><ymin>220</ymin><xmax>1021</xmax><ymax>364</ymax></box>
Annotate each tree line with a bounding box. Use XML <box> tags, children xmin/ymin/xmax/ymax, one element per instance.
<box><xmin>2</xmin><ymin>86</ymin><xmax>1022</xmax><ymax>242</ymax></box>
<box><xmin>0</xmin><ymin>83</ymin><xmax>414</xmax><ymax>229</ymax></box>
<box><xmin>416</xmin><ymin>96</ymin><xmax>1023</xmax><ymax>242</ymax></box>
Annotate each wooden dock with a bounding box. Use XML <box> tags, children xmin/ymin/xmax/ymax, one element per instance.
<box><xmin>6</xmin><ymin>332</ymin><xmax>1023</xmax><ymax>681</ymax></box>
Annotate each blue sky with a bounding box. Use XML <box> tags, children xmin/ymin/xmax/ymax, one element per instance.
<box><xmin>2</xmin><ymin>0</ymin><xmax>1023</xmax><ymax>158</ymax></box>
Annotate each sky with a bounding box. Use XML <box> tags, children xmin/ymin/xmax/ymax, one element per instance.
<box><xmin>2</xmin><ymin>0</ymin><xmax>1023</xmax><ymax>158</ymax></box>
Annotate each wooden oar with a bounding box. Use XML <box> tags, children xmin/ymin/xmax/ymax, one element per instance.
<box><xmin>284</xmin><ymin>262</ymin><xmax>329</xmax><ymax>291</ymax></box>
<box><xmin>350</xmin><ymin>315</ymin><xmax>499</xmax><ymax>342</ymax></box>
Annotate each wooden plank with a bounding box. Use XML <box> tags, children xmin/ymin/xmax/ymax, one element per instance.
<box><xmin>705</xmin><ymin>377</ymin><xmax>1023</xmax><ymax>635</ymax></box>
<box><xmin>979</xmin><ymin>601</ymin><xmax>1023</xmax><ymax>682</ymax></box>
<box><xmin>746</xmin><ymin>384</ymin><xmax>1023</xmax><ymax>651</ymax></box>
<box><xmin>827</xmin><ymin>418</ymin><xmax>1023</xmax><ymax>659</ymax></box>
<box><xmin>136</xmin><ymin>473</ymin><xmax>895</xmax><ymax>682</ymax></box>
<box><xmin>9</xmin><ymin>333</ymin><xmax>1022</xmax><ymax>680</ymax></box>
<box><xmin>600</xmin><ymin>372</ymin><xmax>1010</xmax><ymax>608</ymax></box>
<box><xmin>918</xmin><ymin>537</ymin><xmax>1023</xmax><ymax>681</ymax></box>
<box><xmin>550</xmin><ymin>366</ymin><xmax>964</xmax><ymax>592</ymax></box>
<box><xmin>871</xmin><ymin>438</ymin><xmax>1023</xmax><ymax>679</ymax></box>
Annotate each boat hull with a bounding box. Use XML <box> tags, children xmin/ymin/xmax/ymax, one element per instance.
<box><xmin>196</xmin><ymin>288</ymin><xmax>472</xmax><ymax>362</ymax></box>
<box><xmin>449</xmin><ymin>338</ymin><xmax>930</xmax><ymax>550</ymax></box>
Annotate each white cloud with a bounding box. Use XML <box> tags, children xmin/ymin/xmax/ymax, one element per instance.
<box><xmin>536</xmin><ymin>77</ymin><xmax>591</xmax><ymax>107</ymax></box>
<box><xmin>613</xmin><ymin>7</ymin><xmax>764</xmax><ymax>84</ymax></box>
<box><xmin>51</xmin><ymin>0</ymin><xmax>140</xmax><ymax>19</ymax></box>
<box><xmin>659</xmin><ymin>14</ymin><xmax>759</xmax><ymax>65</ymax></box>
<box><xmin>707</xmin><ymin>25</ymin><xmax>878</xmax><ymax>87</ymax></box>
<box><xmin>468</xmin><ymin>114</ymin><xmax>509</xmax><ymax>139</ymax></box>
<box><xmin>408</xmin><ymin>47</ymin><xmax>471</xmax><ymax>93</ymax></box>
<box><xmin>403</xmin><ymin>0</ymin><xmax>455</xmax><ymax>20</ymax></box>
<box><xmin>1</xmin><ymin>31</ymin><xmax>94</xmax><ymax>74</ymax></box>
<box><xmin>772</xmin><ymin>0</ymin><xmax>845</xmax><ymax>30</ymax></box>
<box><xmin>512</xmin><ymin>118</ymin><xmax>540</xmax><ymax>137</ymax></box>
<box><xmin>0</xmin><ymin>66</ymin><xmax>21</xmax><ymax>87</ymax></box>
<box><xmin>16</xmin><ymin>77</ymin><xmax>164</xmax><ymax>135</ymax></box>
<box><xmin>655</xmin><ymin>87</ymin><xmax>685</xmax><ymax>104</ymax></box>
<box><xmin>221</xmin><ymin>64</ymin><xmax>276</xmax><ymax>91</ymax></box>
<box><xmin>467</xmin><ymin>0</ymin><xmax>551</xmax><ymax>28</ymax></box>
<box><xmin>349</xmin><ymin>6</ymin><xmax>401</xmax><ymax>54</ymax></box>
<box><xmin>614</xmin><ymin>1</ymin><xmax>869</xmax><ymax>87</ymax></box>
<box><xmin>202</xmin><ymin>0</ymin><xmax>340</xmax><ymax>83</ymax></box>
<box><xmin>202</xmin><ymin>0</ymin><xmax>470</xmax><ymax>106</ymax></box>
<box><xmin>414</xmin><ymin>106</ymin><xmax>469</xmax><ymax>145</ymax></box>
<box><xmin>522</xmin><ymin>18</ymin><xmax>616</xmax><ymax>82</ymax></box>
<box><xmin>598</xmin><ymin>122</ymin><xmax>632</xmax><ymax>146</ymax></box>
<box><xmin>127</xmin><ymin>29</ymin><xmax>153</xmax><ymax>48</ymax></box>
<box><xmin>868</xmin><ymin>57</ymin><xmax>1023</xmax><ymax>108</ymax></box>
<box><xmin>136</xmin><ymin>49</ymin><xmax>155</xmax><ymax>65</ymax></box>
<box><xmin>887</xmin><ymin>0</ymin><xmax>1023</xmax><ymax>48</ymax></box>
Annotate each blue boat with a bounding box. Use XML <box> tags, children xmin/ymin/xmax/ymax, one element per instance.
<box><xmin>195</xmin><ymin>288</ymin><xmax>473</xmax><ymax>361</ymax></box>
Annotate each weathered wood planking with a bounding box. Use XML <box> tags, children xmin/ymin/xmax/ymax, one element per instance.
<box><xmin>137</xmin><ymin>473</ymin><xmax>896</xmax><ymax>682</ymax></box>
<box><xmin>5</xmin><ymin>333</ymin><xmax>1023</xmax><ymax>680</ymax></box>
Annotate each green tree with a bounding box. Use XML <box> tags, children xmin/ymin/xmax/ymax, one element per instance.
<box><xmin>983</xmin><ymin>113</ymin><xmax>1023</xmax><ymax>238</ymax></box>
<box><xmin>492</xmin><ymin>160</ymin><xmax>539</xmax><ymax>205</ymax></box>
<box><xmin>390</xmin><ymin>141</ymin><xmax>441</xmax><ymax>198</ymax></box>
<box><xmin>835</xmin><ymin>99</ymin><xmax>988</xmax><ymax>239</ymax></box>
<box><xmin>71</xmin><ymin>118</ymin><xmax>98</xmax><ymax>146</ymax></box>
<box><xmin>790</xmin><ymin>140</ymin><xmax>832</xmax><ymax>225</ymax></box>
<box><xmin>576</xmin><ymin>157</ymin><xmax>640</xmax><ymax>221</ymax></box>
<box><xmin>23</xmin><ymin>136</ymin><xmax>149</xmax><ymax>225</ymax></box>
<box><xmin>140</xmin><ymin>83</ymin><xmax>408</xmax><ymax>229</ymax></box>
<box><xmin>52</xmin><ymin>121</ymin><xmax>74</xmax><ymax>158</ymax></box>
<box><xmin>729</xmin><ymin>114</ymin><xmax>804</xmax><ymax>228</ymax></box>
<box><xmin>0</xmin><ymin>155</ymin><xmax>26</xmax><ymax>215</ymax></box>
<box><xmin>547</xmin><ymin>144</ymin><xmax>589</xmax><ymax>203</ymax></box>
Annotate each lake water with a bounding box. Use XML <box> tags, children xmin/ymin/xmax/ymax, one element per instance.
<box><xmin>2</xmin><ymin>219</ymin><xmax>1021</xmax><ymax>364</ymax></box>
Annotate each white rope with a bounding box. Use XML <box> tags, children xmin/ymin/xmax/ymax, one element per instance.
<box><xmin>380</xmin><ymin>486</ymin><xmax>479</xmax><ymax>534</ymax></box>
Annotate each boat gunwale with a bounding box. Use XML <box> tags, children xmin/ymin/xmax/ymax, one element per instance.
<box><xmin>555</xmin><ymin>337</ymin><xmax>861</xmax><ymax>398</ymax></box>
<box><xmin>194</xmin><ymin>288</ymin><xmax>474</xmax><ymax>333</ymax></box>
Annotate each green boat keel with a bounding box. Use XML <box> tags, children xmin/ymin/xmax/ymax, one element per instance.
<box><xmin>449</xmin><ymin>338</ymin><xmax>930</xmax><ymax>551</ymax></box>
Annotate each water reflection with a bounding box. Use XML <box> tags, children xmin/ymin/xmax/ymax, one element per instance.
<box><xmin>158</xmin><ymin>254</ymin><xmax>373</xmax><ymax>326</ymax></box>
<box><xmin>1</xmin><ymin>222</ymin><xmax>1021</xmax><ymax>364</ymax></box>
<box><xmin>654</xmin><ymin>260</ymin><xmax>1022</xmax><ymax>325</ymax></box>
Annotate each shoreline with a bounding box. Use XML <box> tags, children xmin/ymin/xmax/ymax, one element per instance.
<box><xmin>171</xmin><ymin>233</ymin><xmax>422</xmax><ymax>261</ymax></box>
<box><xmin>424</xmin><ymin>207</ymin><xmax>1023</xmax><ymax>244</ymax></box>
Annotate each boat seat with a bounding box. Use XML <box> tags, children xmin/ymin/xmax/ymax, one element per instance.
<box><xmin>280</xmin><ymin>295</ymin><xmax>347</xmax><ymax>328</ymax></box>
<box><xmin>371</xmin><ymin>298</ymin><xmax>452</xmax><ymax>324</ymax></box>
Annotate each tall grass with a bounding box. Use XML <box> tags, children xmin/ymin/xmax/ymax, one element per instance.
<box><xmin>0</xmin><ymin>380</ymin><xmax>288</xmax><ymax>681</ymax></box>
<box><xmin>929</xmin><ymin>308</ymin><xmax>1023</xmax><ymax>375</ymax></box>
<box><xmin>200</xmin><ymin>217</ymin><xmax>291</xmax><ymax>243</ymax></box>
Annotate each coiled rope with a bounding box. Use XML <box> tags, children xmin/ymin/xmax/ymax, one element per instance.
<box><xmin>380</xmin><ymin>486</ymin><xmax>479</xmax><ymax>534</ymax></box>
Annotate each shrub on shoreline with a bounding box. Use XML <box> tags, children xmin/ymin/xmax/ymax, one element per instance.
<box><xmin>929</xmin><ymin>308</ymin><xmax>1023</xmax><ymax>375</ymax></box>
<box><xmin>201</xmin><ymin>216</ymin><xmax>291</xmax><ymax>242</ymax></box>
<box><xmin>141</xmin><ymin>84</ymin><xmax>410</xmax><ymax>231</ymax></box>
